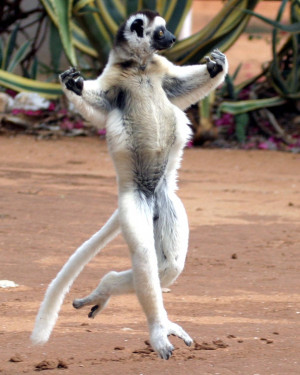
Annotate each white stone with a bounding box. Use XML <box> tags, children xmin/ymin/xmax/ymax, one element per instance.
<box><xmin>13</xmin><ymin>92</ymin><xmax>50</xmax><ymax>111</ymax></box>
<box><xmin>0</xmin><ymin>93</ymin><xmax>14</xmax><ymax>112</ymax></box>
<box><xmin>0</xmin><ymin>280</ymin><xmax>19</xmax><ymax>288</ymax></box>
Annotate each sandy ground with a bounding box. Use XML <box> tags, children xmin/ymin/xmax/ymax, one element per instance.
<box><xmin>0</xmin><ymin>136</ymin><xmax>299</xmax><ymax>374</ymax></box>
<box><xmin>0</xmin><ymin>3</ymin><xmax>299</xmax><ymax>374</ymax></box>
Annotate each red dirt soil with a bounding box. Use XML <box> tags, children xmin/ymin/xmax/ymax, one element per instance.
<box><xmin>0</xmin><ymin>136</ymin><xmax>299</xmax><ymax>374</ymax></box>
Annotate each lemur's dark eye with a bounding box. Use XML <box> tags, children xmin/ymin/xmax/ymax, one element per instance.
<box><xmin>158</xmin><ymin>30</ymin><xmax>164</xmax><ymax>38</ymax></box>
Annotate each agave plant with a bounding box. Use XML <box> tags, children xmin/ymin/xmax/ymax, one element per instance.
<box><xmin>0</xmin><ymin>0</ymin><xmax>260</xmax><ymax>100</ymax></box>
<box><xmin>219</xmin><ymin>0</ymin><xmax>300</xmax><ymax>114</ymax></box>
<box><xmin>215</xmin><ymin>0</ymin><xmax>300</xmax><ymax>146</ymax></box>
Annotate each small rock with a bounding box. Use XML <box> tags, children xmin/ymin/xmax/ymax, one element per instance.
<box><xmin>57</xmin><ymin>360</ymin><xmax>68</xmax><ymax>369</ymax></box>
<box><xmin>132</xmin><ymin>348</ymin><xmax>153</xmax><ymax>354</ymax></box>
<box><xmin>35</xmin><ymin>359</ymin><xmax>57</xmax><ymax>371</ymax></box>
<box><xmin>227</xmin><ymin>334</ymin><xmax>236</xmax><ymax>339</ymax></box>
<box><xmin>9</xmin><ymin>354</ymin><xmax>23</xmax><ymax>363</ymax></box>
<box><xmin>194</xmin><ymin>341</ymin><xmax>216</xmax><ymax>350</ymax></box>
<box><xmin>0</xmin><ymin>280</ymin><xmax>19</xmax><ymax>288</ymax></box>
<box><xmin>114</xmin><ymin>346</ymin><xmax>125</xmax><ymax>351</ymax></box>
<box><xmin>213</xmin><ymin>339</ymin><xmax>229</xmax><ymax>348</ymax></box>
<box><xmin>231</xmin><ymin>253</ymin><xmax>238</xmax><ymax>259</ymax></box>
<box><xmin>13</xmin><ymin>93</ymin><xmax>50</xmax><ymax>111</ymax></box>
<box><xmin>0</xmin><ymin>93</ymin><xmax>14</xmax><ymax>112</ymax></box>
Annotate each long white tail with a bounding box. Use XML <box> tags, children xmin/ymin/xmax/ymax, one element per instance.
<box><xmin>31</xmin><ymin>210</ymin><xmax>120</xmax><ymax>345</ymax></box>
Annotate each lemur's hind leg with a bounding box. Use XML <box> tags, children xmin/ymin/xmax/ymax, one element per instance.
<box><xmin>72</xmin><ymin>188</ymin><xmax>192</xmax><ymax>358</ymax></box>
<box><xmin>118</xmin><ymin>190</ymin><xmax>182</xmax><ymax>360</ymax></box>
<box><xmin>73</xmin><ymin>189</ymin><xmax>190</xmax><ymax>331</ymax></box>
<box><xmin>151</xmin><ymin>186</ymin><xmax>192</xmax><ymax>349</ymax></box>
<box><xmin>154</xmin><ymin>187</ymin><xmax>189</xmax><ymax>287</ymax></box>
<box><xmin>73</xmin><ymin>269</ymin><xmax>134</xmax><ymax>318</ymax></box>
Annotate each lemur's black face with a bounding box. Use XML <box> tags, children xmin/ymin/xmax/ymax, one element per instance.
<box><xmin>115</xmin><ymin>11</ymin><xmax>176</xmax><ymax>54</ymax></box>
<box><xmin>152</xmin><ymin>26</ymin><xmax>176</xmax><ymax>51</ymax></box>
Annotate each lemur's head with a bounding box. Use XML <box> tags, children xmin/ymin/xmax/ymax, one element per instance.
<box><xmin>114</xmin><ymin>10</ymin><xmax>176</xmax><ymax>60</ymax></box>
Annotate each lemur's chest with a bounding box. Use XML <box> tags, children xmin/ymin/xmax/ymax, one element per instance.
<box><xmin>105</xmin><ymin>67</ymin><xmax>189</xmax><ymax>171</ymax></box>
<box><xmin>116</xmin><ymin>73</ymin><xmax>176</xmax><ymax>147</ymax></box>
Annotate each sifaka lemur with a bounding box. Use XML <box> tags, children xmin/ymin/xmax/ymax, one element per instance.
<box><xmin>31</xmin><ymin>9</ymin><xmax>228</xmax><ymax>360</ymax></box>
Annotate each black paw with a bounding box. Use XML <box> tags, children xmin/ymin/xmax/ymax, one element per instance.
<box><xmin>60</xmin><ymin>67</ymin><xmax>84</xmax><ymax>96</ymax></box>
<box><xmin>88</xmin><ymin>305</ymin><xmax>99</xmax><ymax>319</ymax></box>
<box><xmin>205</xmin><ymin>49</ymin><xmax>226</xmax><ymax>78</ymax></box>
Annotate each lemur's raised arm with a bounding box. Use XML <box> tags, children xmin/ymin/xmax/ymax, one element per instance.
<box><xmin>61</xmin><ymin>49</ymin><xmax>228</xmax><ymax>122</ymax></box>
<box><xmin>60</xmin><ymin>69</ymin><xmax>109</xmax><ymax>126</ymax></box>
<box><xmin>161</xmin><ymin>50</ymin><xmax>228</xmax><ymax>110</ymax></box>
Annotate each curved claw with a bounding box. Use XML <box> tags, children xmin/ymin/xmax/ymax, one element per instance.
<box><xmin>168</xmin><ymin>322</ymin><xmax>193</xmax><ymax>347</ymax></box>
<box><xmin>60</xmin><ymin>67</ymin><xmax>76</xmax><ymax>82</ymax></box>
<box><xmin>150</xmin><ymin>320</ymin><xmax>192</xmax><ymax>359</ymax></box>
<box><xmin>159</xmin><ymin>345</ymin><xmax>174</xmax><ymax>360</ymax></box>
<box><xmin>59</xmin><ymin>67</ymin><xmax>84</xmax><ymax>96</ymax></box>
<box><xmin>88</xmin><ymin>304</ymin><xmax>99</xmax><ymax>319</ymax></box>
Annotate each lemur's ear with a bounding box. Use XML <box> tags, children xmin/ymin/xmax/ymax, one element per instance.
<box><xmin>130</xmin><ymin>19</ymin><xmax>144</xmax><ymax>38</ymax></box>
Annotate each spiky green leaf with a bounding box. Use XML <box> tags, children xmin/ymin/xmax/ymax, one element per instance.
<box><xmin>235</xmin><ymin>113</ymin><xmax>249</xmax><ymax>143</ymax></box>
<box><xmin>45</xmin><ymin>0</ymin><xmax>77</xmax><ymax>66</ymax></box>
<box><xmin>219</xmin><ymin>97</ymin><xmax>287</xmax><ymax>115</ymax></box>
<box><xmin>7</xmin><ymin>40</ymin><xmax>32</xmax><ymax>73</ymax></box>
<box><xmin>165</xmin><ymin>0</ymin><xmax>260</xmax><ymax>64</ymax></box>
<box><xmin>2</xmin><ymin>24</ymin><xmax>19</xmax><ymax>70</ymax></box>
<box><xmin>0</xmin><ymin>69</ymin><xmax>62</xmax><ymax>99</ymax></box>
<box><xmin>31</xmin><ymin>57</ymin><xmax>38</xmax><ymax>80</ymax></box>
<box><xmin>242</xmin><ymin>8</ymin><xmax>300</xmax><ymax>33</ymax></box>
<box><xmin>49</xmin><ymin>20</ymin><xmax>63</xmax><ymax>73</ymax></box>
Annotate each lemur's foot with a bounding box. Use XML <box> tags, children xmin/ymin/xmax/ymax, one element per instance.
<box><xmin>73</xmin><ymin>294</ymin><xmax>109</xmax><ymax>319</ymax></box>
<box><xmin>150</xmin><ymin>320</ymin><xmax>193</xmax><ymax>360</ymax></box>
<box><xmin>60</xmin><ymin>67</ymin><xmax>84</xmax><ymax>96</ymax></box>
<box><xmin>205</xmin><ymin>49</ymin><xmax>226</xmax><ymax>78</ymax></box>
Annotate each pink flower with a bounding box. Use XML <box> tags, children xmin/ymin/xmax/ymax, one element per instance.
<box><xmin>74</xmin><ymin>121</ymin><xmax>84</xmax><ymax>129</ymax></box>
<box><xmin>98</xmin><ymin>128</ymin><xmax>106</xmax><ymax>136</ymax></box>
<box><xmin>5</xmin><ymin>89</ymin><xmax>18</xmax><ymax>98</ymax></box>
<box><xmin>48</xmin><ymin>102</ymin><xmax>56</xmax><ymax>111</ymax></box>
<box><xmin>58</xmin><ymin>109</ymin><xmax>68</xmax><ymax>115</ymax></box>
<box><xmin>60</xmin><ymin>119</ymin><xmax>74</xmax><ymax>130</ymax></box>
<box><xmin>12</xmin><ymin>109</ymin><xmax>22</xmax><ymax>115</ymax></box>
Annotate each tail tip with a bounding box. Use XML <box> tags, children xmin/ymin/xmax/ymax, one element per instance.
<box><xmin>30</xmin><ymin>331</ymin><xmax>49</xmax><ymax>346</ymax></box>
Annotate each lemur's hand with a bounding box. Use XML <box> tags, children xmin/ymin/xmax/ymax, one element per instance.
<box><xmin>205</xmin><ymin>49</ymin><xmax>227</xmax><ymax>78</ymax></box>
<box><xmin>60</xmin><ymin>67</ymin><xmax>84</xmax><ymax>96</ymax></box>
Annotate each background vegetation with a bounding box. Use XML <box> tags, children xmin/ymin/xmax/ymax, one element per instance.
<box><xmin>0</xmin><ymin>0</ymin><xmax>299</xmax><ymax>151</ymax></box>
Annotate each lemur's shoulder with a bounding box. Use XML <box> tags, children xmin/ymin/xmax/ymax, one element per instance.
<box><xmin>150</xmin><ymin>54</ymin><xmax>174</xmax><ymax>76</ymax></box>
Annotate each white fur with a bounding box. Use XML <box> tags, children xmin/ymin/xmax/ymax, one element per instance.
<box><xmin>31</xmin><ymin>210</ymin><xmax>120</xmax><ymax>344</ymax></box>
<box><xmin>32</xmin><ymin>12</ymin><xmax>228</xmax><ymax>360</ymax></box>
